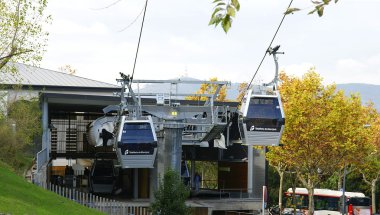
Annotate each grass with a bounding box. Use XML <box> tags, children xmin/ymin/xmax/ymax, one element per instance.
<box><xmin>0</xmin><ymin>161</ymin><xmax>104</xmax><ymax>215</ymax></box>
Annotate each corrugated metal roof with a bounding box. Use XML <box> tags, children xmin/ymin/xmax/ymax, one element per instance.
<box><xmin>0</xmin><ymin>63</ymin><xmax>119</xmax><ymax>88</ymax></box>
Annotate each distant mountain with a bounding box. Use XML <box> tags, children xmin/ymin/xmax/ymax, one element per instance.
<box><xmin>137</xmin><ymin>77</ymin><xmax>380</xmax><ymax>111</ymax></box>
<box><xmin>336</xmin><ymin>83</ymin><xmax>380</xmax><ymax>111</ymax></box>
<box><xmin>136</xmin><ymin>76</ymin><xmax>241</xmax><ymax>101</ymax></box>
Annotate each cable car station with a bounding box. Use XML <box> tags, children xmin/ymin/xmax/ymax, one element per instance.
<box><xmin>19</xmin><ymin>68</ymin><xmax>278</xmax><ymax>214</ymax></box>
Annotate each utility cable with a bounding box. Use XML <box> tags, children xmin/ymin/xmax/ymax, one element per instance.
<box><xmin>130</xmin><ymin>0</ymin><xmax>148</xmax><ymax>81</ymax></box>
<box><xmin>118</xmin><ymin>4</ymin><xmax>146</xmax><ymax>32</ymax></box>
<box><xmin>240</xmin><ymin>0</ymin><xmax>294</xmax><ymax>104</ymax></box>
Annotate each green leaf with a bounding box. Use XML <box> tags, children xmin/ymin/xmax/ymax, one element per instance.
<box><xmin>209</xmin><ymin>14</ymin><xmax>223</xmax><ymax>26</ymax></box>
<box><xmin>335</xmin><ymin>0</ymin><xmax>339</xmax><ymax>3</ymax></box>
<box><xmin>208</xmin><ymin>16</ymin><xmax>217</xmax><ymax>25</ymax></box>
<box><xmin>322</xmin><ymin>0</ymin><xmax>331</xmax><ymax>4</ymax></box>
<box><xmin>215</xmin><ymin>2</ymin><xmax>226</xmax><ymax>7</ymax></box>
<box><xmin>215</xmin><ymin>14</ymin><xmax>223</xmax><ymax>26</ymax></box>
<box><xmin>222</xmin><ymin>15</ymin><xmax>231</xmax><ymax>33</ymax></box>
<box><xmin>208</xmin><ymin>16</ymin><xmax>218</xmax><ymax>25</ymax></box>
<box><xmin>311</xmin><ymin>0</ymin><xmax>322</xmax><ymax>4</ymax></box>
<box><xmin>317</xmin><ymin>6</ymin><xmax>324</xmax><ymax>16</ymax></box>
<box><xmin>212</xmin><ymin>0</ymin><xmax>222</xmax><ymax>3</ymax></box>
<box><xmin>284</xmin><ymin>8</ymin><xmax>301</xmax><ymax>15</ymax></box>
<box><xmin>211</xmin><ymin>7</ymin><xmax>223</xmax><ymax>18</ymax></box>
<box><xmin>308</xmin><ymin>8</ymin><xmax>317</xmax><ymax>15</ymax></box>
<box><xmin>231</xmin><ymin>0</ymin><xmax>240</xmax><ymax>11</ymax></box>
<box><xmin>227</xmin><ymin>5</ymin><xmax>236</xmax><ymax>17</ymax></box>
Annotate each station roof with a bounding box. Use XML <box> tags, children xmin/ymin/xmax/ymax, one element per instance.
<box><xmin>0</xmin><ymin>63</ymin><xmax>120</xmax><ymax>90</ymax></box>
<box><xmin>43</xmin><ymin>93</ymin><xmax>239</xmax><ymax>113</ymax></box>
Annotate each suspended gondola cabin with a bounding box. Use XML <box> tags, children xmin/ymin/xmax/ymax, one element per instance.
<box><xmin>116</xmin><ymin>115</ymin><xmax>158</xmax><ymax>168</ymax></box>
<box><xmin>241</xmin><ymin>89</ymin><xmax>285</xmax><ymax>146</ymax></box>
<box><xmin>90</xmin><ymin>159</ymin><xmax>116</xmax><ymax>194</ymax></box>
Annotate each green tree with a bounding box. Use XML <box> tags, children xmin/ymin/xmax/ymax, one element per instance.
<box><xmin>195</xmin><ymin>161</ymin><xmax>218</xmax><ymax>189</ymax></box>
<box><xmin>150</xmin><ymin>169</ymin><xmax>191</xmax><ymax>215</ymax></box>
<box><xmin>210</xmin><ymin>0</ymin><xmax>339</xmax><ymax>32</ymax></box>
<box><xmin>0</xmin><ymin>98</ymin><xmax>41</xmax><ymax>172</ymax></box>
<box><xmin>0</xmin><ymin>0</ymin><xmax>50</xmax><ymax>72</ymax></box>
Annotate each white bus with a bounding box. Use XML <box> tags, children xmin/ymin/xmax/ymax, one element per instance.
<box><xmin>283</xmin><ymin>188</ymin><xmax>371</xmax><ymax>215</ymax></box>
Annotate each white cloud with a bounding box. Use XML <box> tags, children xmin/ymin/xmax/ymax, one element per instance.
<box><xmin>332</xmin><ymin>55</ymin><xmax>380</xmax><ymax>84</ymax></box>
<box><xmin>39</xmin><ymin>0</ymin><xmax>380</xmax><ymax>87</ymax></box>
<box><xmin>282</xmin><ymin>63</ymin><xmax>315</xmax><ymax>77</ymax></box>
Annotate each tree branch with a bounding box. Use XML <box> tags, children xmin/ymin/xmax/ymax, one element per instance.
<box><xmin>0</xmin><ymin>49</ymin><xmax>33</xmax><ymax>69</ymax></box>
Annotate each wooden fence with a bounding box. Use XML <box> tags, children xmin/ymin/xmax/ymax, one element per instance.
<box><xmin>45</xmin><ymin>183</ymin><xmax>151</xmax><ymax>215</ymax></box>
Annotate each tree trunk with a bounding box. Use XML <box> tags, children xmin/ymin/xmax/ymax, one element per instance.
<box><xmin>278</xmin><ymin>171</ymin><xmax>284</xmax><ymax>214</ymax></box>
<box><xmin>371</xmin><ymin>179</ymin><xmax>377</xmax><ymax>215</ymax></box>
<box><xmin>306</xmin><ymin>179</ymin><xmax>315</xmax><ymax>215</ymax></box>
<box><xmin>291</xmin><ymin>174</ymin><xmax>297</xmax><ymax>215</ymax></box>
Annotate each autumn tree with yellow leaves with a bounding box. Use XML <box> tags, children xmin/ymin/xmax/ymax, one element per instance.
<box><xmin>358</xmin><ymin>112</ymin><xmax>380</xmax><ymax>214</ymax></box>
<box><xmin>267</xmin><ymin>69</ymin><xmax>372</xmax><ymax>215</ymax></box>
<box><xmin>185</xmin><ymin>77</ymin><xmax>227</xmax><ymax>102</ymax></box>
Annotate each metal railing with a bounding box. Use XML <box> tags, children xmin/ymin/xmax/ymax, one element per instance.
<box><xmin>36</xmin><ymin>148</ymin><xmax>47</xmax><ymax>172</ymax></box>
<box><xmin>42</xmin><ymin>182</ymin><xmax>151</xmax><ymax>215</ymax></box>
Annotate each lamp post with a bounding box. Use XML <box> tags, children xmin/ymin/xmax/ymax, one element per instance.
<box><xmin>341</xmin><ymin>124</ymin><xmax>371</xmax><ymax>215</ymax></box>
<box><xmin>341</xmin><ymin>162</ymin><xmax>347</xmax><ymax>215</ymax></box>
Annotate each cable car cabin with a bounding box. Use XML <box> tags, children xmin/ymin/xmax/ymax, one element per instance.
<box><xmin>116</xmin><ymin>115</ymin><xmax>158</xmax><ymax>168</ymax></box>
<box><xmin>241</xmin><ymin>90</ymin><xmax>285</xmax><ymax>146</ymax></box>
<box><xmin>90</xmin><ymin>159</ymin><xmax>115</xmax><ymax>194</ymax></box>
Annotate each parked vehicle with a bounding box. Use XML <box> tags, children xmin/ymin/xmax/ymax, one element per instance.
<box><xmin>283</xmin><ymin>188</ymin><xmax>371</xmax><ymax>215</ymax></box>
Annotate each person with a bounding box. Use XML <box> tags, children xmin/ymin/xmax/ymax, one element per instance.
<box><xmin>194</xmin><ymin>172</ymin><xmax>201</xmax><ymax>192</ymax></box>
<box><xmin>64</xmin><ymin>165</ymin><xmax>69</xmax><ymax>176</ymax></box>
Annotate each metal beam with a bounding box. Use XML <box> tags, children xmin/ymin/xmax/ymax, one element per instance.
<box><xmin>125</xmin><ymin>79</ymin><xmax>230</xmax><ymax>85</ymax></box>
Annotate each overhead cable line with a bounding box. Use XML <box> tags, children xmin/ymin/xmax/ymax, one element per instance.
<box><xmin>240</xmin><ymin>0</ymin><xmax>294</xmax><ymax>104</ymax></box>
<box><xmin>118</xmin><ymin>4</ymin><xmax>146</xmax><ymax>32</ymax></box>
<box><xmin>131</xmin><ymin>0</ymin><xmax>149</xmax><ymax>81</ymax></box>
<box><xmin>91</xmin><ymin>0</ymin><xmax>123</xmax><ymax>10</ymax></box>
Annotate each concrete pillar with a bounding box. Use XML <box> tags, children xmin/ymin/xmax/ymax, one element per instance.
<box><xmin>150</xmin><ymin>120</ymin><xmax>184</xmax><ymax>201</ymax></box>
<box><xmin>162</xmin><ymin>120</ymin><xmax>184</xmax><ymax>173</ymax></box>
<box><xmin>252</xmin><ymin>148</ymin><xmax>266</xmax><ymax>198</ymax></box>
<box><xmin>150</xmin><ymin>129</ymin><xmax>164</xmax><ymax>200</ymax></box>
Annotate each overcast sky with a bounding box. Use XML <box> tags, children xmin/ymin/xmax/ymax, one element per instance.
<box><xmin>40</xmin><ymin>0</ymin><xmax>380</xmax><ymax>86</ymax></box>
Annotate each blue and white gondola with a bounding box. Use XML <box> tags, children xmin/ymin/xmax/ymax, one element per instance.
<box><xmin>241</xmin><ymin>89</ymin><xmax>285</xmax><ymax>146</ymax></box>
<box><xmin>116</xmin><ymin>115</ymin><xmax>158</xmax><ymax>168</ymax></box>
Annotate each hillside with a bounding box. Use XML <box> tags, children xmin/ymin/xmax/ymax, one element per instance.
<box><xmin>0</xmin><ymin>162</ymin><xmax>103</xmax><ymax>215</ymax></box>
<box><xmin>336</xmin><ymin>83</ymin><xmax>380</xmax><ymax>111</ymax></box>
<box><xmin>136</xmin><ymin>76</ymin><xmax>240</xmax><ymax>100</ymax></box>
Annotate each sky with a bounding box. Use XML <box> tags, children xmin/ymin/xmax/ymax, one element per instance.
<box><xmin>40</xmin><ymin>0</ymin><xmax>380</xmax><ymax>86</ymax></box>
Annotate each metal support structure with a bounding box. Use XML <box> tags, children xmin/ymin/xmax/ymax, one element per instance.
<box><xmin>191</xmin><ymin>158</ymin><xmax>195</xmax><ymax>190</ymax></box>
<box><xmin>247</xmin><ymin>145</ymin><xmax>254</xmax><ymax>197</ymax></box>
<box><xmin>265</xmin><ymin>45</ymin><xmax>284</xmax><ymax>89</ymax></box>
<box><xmin>134</xmin><ymin>168</ymin><xmax>139</xmax><ymax>199</ymax></box>
<box><xmin>341</xmin><ymin>163</ymin><xmax>347</xmax><ymax>215</ymax></box>
<box><xmin>42</xmin><ymin>97</ymin><xmax>49</xmax><ymax>162</ymax></box>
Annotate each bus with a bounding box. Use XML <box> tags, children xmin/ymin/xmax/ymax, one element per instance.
<box><xmin>283</xmin><ymin>188</ymin><xmax>371</xmax><ymax>215</ymax></box>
